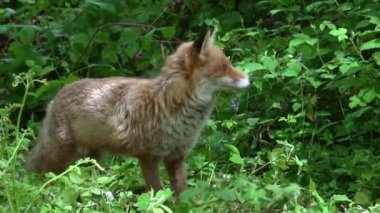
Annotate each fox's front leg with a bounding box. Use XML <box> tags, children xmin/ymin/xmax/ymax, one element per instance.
<box><xmin>164</xmin><ymin>154</ymin><xmax>187</xmax><ymax>196</ymax></box>
<box><xmin>139</xmin><ymin>156</ymin><xmax>163</xmax><ymax>192</ymax></box>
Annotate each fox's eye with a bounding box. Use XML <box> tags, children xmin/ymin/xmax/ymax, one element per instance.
<box><xmin>221</xmin><ymin>64</ymin><xmax>227</xmax><ymax>70</ymax></box>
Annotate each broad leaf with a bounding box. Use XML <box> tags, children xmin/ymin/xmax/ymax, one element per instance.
<box><xmin>361</xmin><ymin>39</ymin><xmax>380</xmax><ymax>51</ymax></box>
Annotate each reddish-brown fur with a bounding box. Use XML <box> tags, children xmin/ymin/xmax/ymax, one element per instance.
<box><xmin>25</xmin><ymin>31</ymin><xmax>250</xmax><ymax>195</ymax></box>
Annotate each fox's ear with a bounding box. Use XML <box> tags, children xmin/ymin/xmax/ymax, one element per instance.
<box><xmin>193</xmin><ymin>30</ymin><xmax>214</xmax><ymax>57</ymax></box>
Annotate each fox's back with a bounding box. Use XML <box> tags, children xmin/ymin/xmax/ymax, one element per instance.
<box><xmin>50</xmin><ymin>78</ymin><xmax>156</xmax><ymax>153</ymax></box>
<box><xmin>54</xmin><ymin>77</ymin><xmax>143</xmax><ymax>115</ymax></box>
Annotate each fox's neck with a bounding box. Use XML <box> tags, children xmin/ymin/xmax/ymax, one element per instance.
<box><xmin>153</xmin><ymin>74</ymin><xmax>216</xmax><ymax>141</ymax></box>
<box><xmin>154</xmin><ymin>73</ymin><xmax>216</xmax><ymax>116</ymax></box>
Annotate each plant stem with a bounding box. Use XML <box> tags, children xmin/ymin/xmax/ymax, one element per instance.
<box><xmin>350</xmin><ymin>38</ymin><xmax>365</xmax><ymax>61</ymax></box>
<box><xmin>6</xmin><ymin>131</ymin><xmax>26</xmax><ymax>166</ymax></box>
<box><xmin>16</xmin><ymin>80</ymin><xmax>30</xmax><ymax>140</ymax></box>
<box><xmin>5</xmin><ymin>185</ymin><xmax>17</xmax><ymax>213</ymax></box>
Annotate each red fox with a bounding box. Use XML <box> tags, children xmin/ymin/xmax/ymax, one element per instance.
<box><xmin>26</xmin><ymin>31</ymin><xmax>250</xmax><ymax>195</ymax></box>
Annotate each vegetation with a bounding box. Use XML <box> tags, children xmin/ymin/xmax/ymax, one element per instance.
<box><xmin>1</xmin><ymin>0</ymin><xmax>380</xmax><ymax>212</ymax></box>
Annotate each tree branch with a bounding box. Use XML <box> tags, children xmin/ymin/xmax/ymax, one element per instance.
<box><xmin>71</xmin><ymin>22</ymin><xmax>155</xmax><ymax>71</ymax></box>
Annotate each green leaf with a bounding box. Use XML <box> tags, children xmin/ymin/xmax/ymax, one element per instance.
<box><xmin>289</xmin><ymin>38</ymin><xmax>305</xmax><ymax>48</ymax></box>
<box><xmin>329</xmin><ymin>28</ymin><xmax>347</xmax><ymax>36</ymax></box>
<box><xmin>339</xmin><ymin>62</ymin><xmax>360</xmax><ymax>74</ymax></box>
<box><xmin>272</xmin><ymin>102</ymin><xmax>281</xmax><ymax>109</ymax></box>
<box><xmin>34</xmin><ymin>80</ymin><xmax>62</xmax><ymax>98</ymax></box>
<box><xmin>225</xmin><ymin>144</ymin><xmax>239</xmax><ymax>154</ymax></box>
<box><xmin>283</xmin><ymin>60</ymin><xmax>302</xmax><ymax>77</ymax></box>
<box><xmin>338</xmin><ymin>2</ymin><xmax>353</xmax><ymax>11</ymax></box>
<box><xmin>222</xmin><ymin>120</ymin><xmax>236</xmax><ymax>129</ymax></box>
<box><xmin>229</xmin><ymin>153</ymin><xmax>244</xmax><ymax>165</ymax></box>
<box><xmin>288</xmin><ymin>32</ymin><xmax>317</xmax><ymax>46</ymax></box>
<box><xmin>160</xmin><ymin>27</ymin><xmax>175</xmax><ymax>39</ymax></box>
<box><xmin>361</xmin><ymin>39</ymin><xmax>380</xmax><ymax>51</ymax></box>
<box><xmin>263</xmin><ymin>73</ymin><xmax>279</xmax><ymax>79</ymax></box>
<box><xmin>244</xmin><ymin>31</ymin><xmax>259</xmax><ymax>37</ymax></box>
<box><xmin>320</xmin><ymin>73</ymin><xmax>335</xmax><ymax>79</ymax></box>
<box><xmin>309</xmin><ymin>179</ymin><xmax>327</xmax><ymax>208</ymax></box>
<box><xmin>292</xmin><ymin>102</ymin><xmax>302</xmax><ymax>111</ymax></box>
<box><xmin>19</xmin><ymin>26</ymin><xmax>36</xmax><ymax>44</ymax></box>
<box><xmin>329</xmin><ymin>28</ymin><xmax>348</xmax><ymax>42</ymax></box>
<box><xmin>331</xmin><ymin>194</ymin><xmax>353</xmax><ymax>203</ymax></box>
<box><xmin>288</xmin><ymin>32</ymin><xmax>318</xmax><ymax>56</ymax></box>
<box><xmin>158</xmin><ymin>205</ymin><xmax>173</xmax><ymax>213</ymax></box>
<box><xmin>155</xmin><ymin>188</ymin><xmax>172</xmax><ymax>201</ymax></box>
<box><xmin>62</xmin><ymin>187</ymin><xmax>79</xmax><ymax>206</ymax></box>
<box><xmin>242</xmin><ymin>63</ymin><xmax>265</xmax><ymax>72</ymax></box>
<box><xmin>63</xmin><ymin>75</ymin><xmax>80</xmax><ymax>84</ymax></box>
<box><xmin>70</xmin><ymin>33</ymin><xmax>90</xmax><ymax>49</ymax></box>
<box><xmin>306</xmin><ymin>76</ymin><xmax>322</xmax><ymax>89</ymax></box>
<box><xmin>153</xmin><ymin>208</ymin><xmax>164</xmax><ymax>213</ymax></box>
<box><xmin>225</xmin><ymin>144</ymin><xmax>244</xmax><ymax>165</ymax></box>
<box><xmin>20</xmin><ymin>0</ymin><xmax>35</xmax><ymax>3</ymax></box>
<box><xmin>373</xmin><ymin>52</ymin><xmax>380</xmax><ymax>65</ymax></box>
<box><xmin>10</xmin><ymin>41</ymin><xmax>44</xmax><ymax>67</ymax></box>
<box><xmin>90</xmin><ymin>188</ymin><xmax>102</xmax><ymax>195</ymax></box>
<box><xmin>369</xmin><ymin>15</ymin><xmax>380</xmax><ymax>26</ymax></box>
<box><xmin>362</xmin><ymin>89</ymin><xmax>378</xmax><ymax>103</ymax></box>
<box><xmin>69</xmin><ymin>172</ymin><xmax>85</xmax><ymax>184</ymax></box>
<box><xmin>25</xmin><ymin>60</ymin><xmax>35</xmax><ymax>67</ymax></box>
<box><xmin>96</xmin><ymin>176</ymin><xmax>114</xmax><ymax>185</ymax></box>
<box><xmin>306</xmin><ymin>1</ymin><xmax>327</xmax><ymax>12</ymax></box>
<box><xmin>142</xmin><ymin>35</ymin><xmax>153</xmax><ymax>52</ymax></box>
<box><xmin>354</xmin><ymin>191</ymin><xmax>371</xmax><ymax>205</ymax></box>
<box><xmin>276</xmin><ymin>140</ymin><xmax>294</xmax><ymax>149</ymax></box>
<box><xmin>269</xmin><ymin>9</ymin><xmax>282</xmax><ymax>15</ymax></box>
<box><xmin>101</xmin><ymin>43</ymin><xmax>119</xmax><ymax>63</ymax></box>
<box><xmin>268</xmin><ymin>148</ymin><xmax>283</xmax><ymax>162</ymax></box>
<box><xmin>247</xmin><ymin>118</ymin><xmax>260</xmax><ymax>126</ymax></box>
<box><xmin>120</xmin><ymin>29</ymin><xmax>138</xmax><ymax>44</ymax></box>
<box><xmin>207</xmin><ymin>119</ymin><xmax>218</xmax><ymax>131</ymax></box>
<box><xmin>135</xmin><ymin>192</ymin><xmax>151</xmax><ymax>211</ymax></box>
<box><xmin>38</xmin><ymin>65</ymin><xmax>55</xmax><ymax>77</ymax></box>
<box><xmin>126</xmin><ymin>42</ymin><xmax>139</xmax><ymax>59</ymax></box>
<box><xmin>219</xmin><ymin>188</ymin><xmax>236</xmax><ymax>201</ymax></box>
<box><xmin>220</xmin><ymin>32</ymin><xmax>231</xmax><ymax>42</ymax></box>
<box><xmin>298</xmin><ymin>43</ymin><xmax>316</xmax><ymax>59</ymax></box>
<box><xmin>85</xmin><ymin>0</ymin><xmax>116</xmax><ymax>12</ymax></box>
<box><xmin>261</xmin><ymin>56</ymin><xmax>278</xmax><ymax>72</ymax></box>
<box><xmin>349</xmin><ymin>95</ymin><xmax>366</xmax><ymax>108</ymax></box>
<box><xmin>320</xmin><ymin>21</ymin><xmax>336</xmax><ymax>31</ymax></box>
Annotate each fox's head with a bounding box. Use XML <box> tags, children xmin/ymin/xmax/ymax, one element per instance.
<box><xmin>192</xmin><ymin>31</ymin><xmax>250</xmax><ymax>90</ymax></box>
<box><xmin>161</xmin><ymin>31</ymin><xmax>250</xmax><ymax>93</ymax></box>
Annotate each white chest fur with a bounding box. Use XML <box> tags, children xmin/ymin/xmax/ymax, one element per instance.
<box><xmin>159</xmin><ymin>84</ymin><xmax>216</xmax><ymax>157</ymax></box>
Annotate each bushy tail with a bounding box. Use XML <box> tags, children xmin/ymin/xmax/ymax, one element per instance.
<box><xmin>25</xmin><ymin>140</ymin><xmax>46</xmax><ymax>173</ymax></box>
<box><xmin>25</xmin><ymin>101</ymin><xmax>53</xmax><ymax>173</ymax></box>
